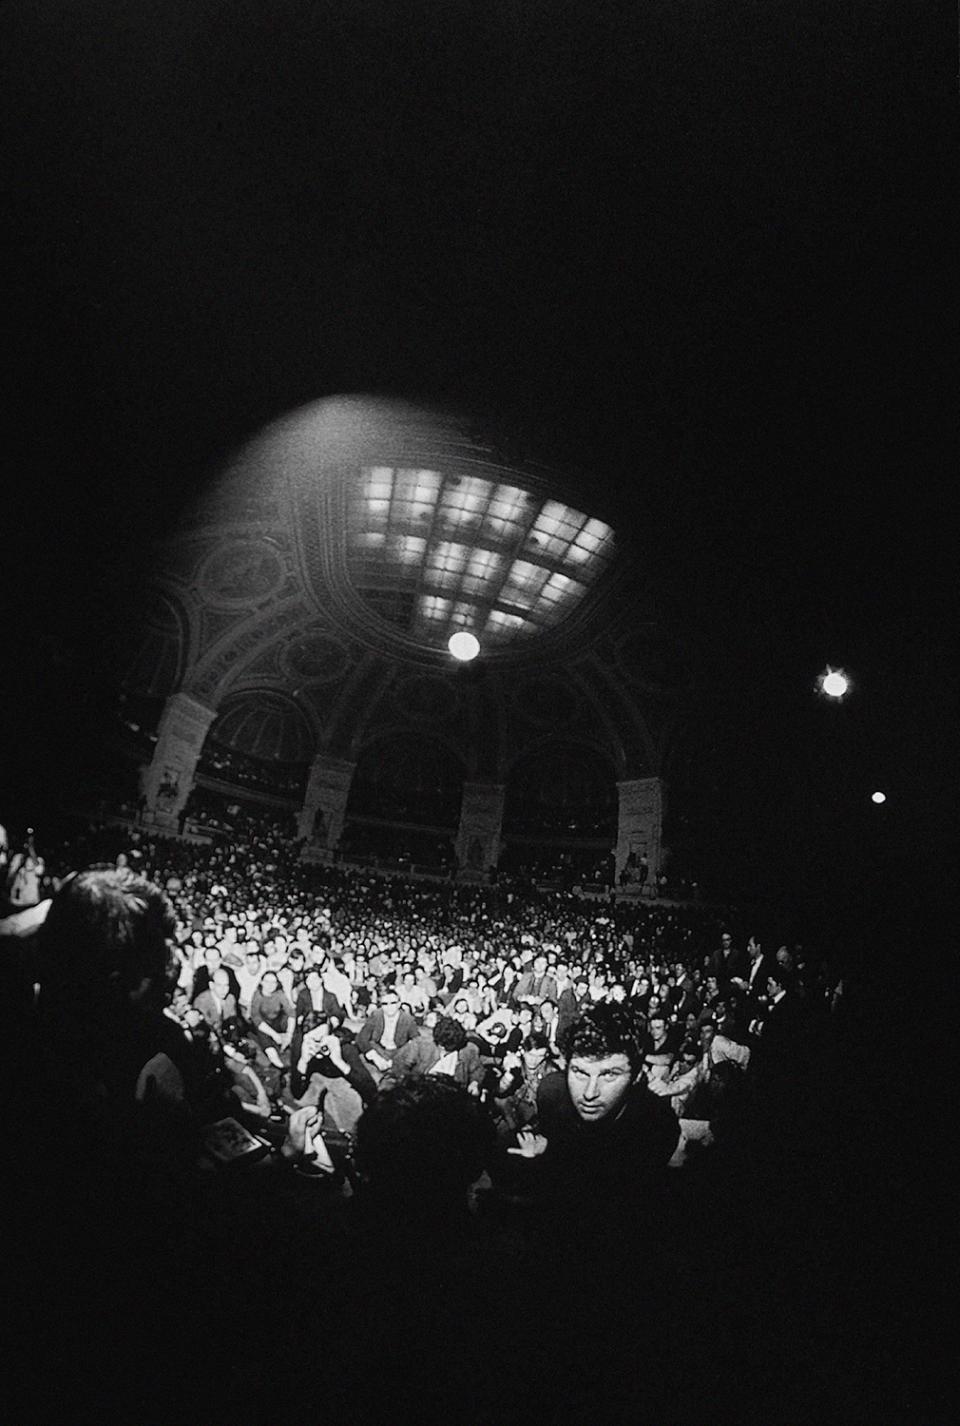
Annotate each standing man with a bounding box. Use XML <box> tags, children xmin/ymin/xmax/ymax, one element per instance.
<box><xmin>731</xmin><ymin>936</ymin><xmax>770</xmax><ymax>1015</ymax></box>
<box><xmin>708</xmin><ymin>932</ymin><xmax>747</xmax><ymax>986</ymax></box>
<box><xmin>556</xmin><ymin>974</ymin><xmax>587</xmax><ymax>1042</ymax></box>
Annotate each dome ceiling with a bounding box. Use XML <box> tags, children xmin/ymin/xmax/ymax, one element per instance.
<box><xmin>130</xmin><ymin>397</ymin><xmax>683</xmax><ymax>782</ymax></box>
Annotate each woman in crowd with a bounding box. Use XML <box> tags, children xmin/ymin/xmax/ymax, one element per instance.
<box><xmin>249</xmin><ymin>970</ymin><xmax>294</xmax><ymax>1064</ymax></box>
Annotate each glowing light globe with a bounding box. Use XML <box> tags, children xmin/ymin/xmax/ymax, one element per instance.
<box><xmin>871</xmin><ymin>791</ymin><xmax>886</xmax><ymax>805</ymax></box>
<box><xmin>448</xmin><ymin>631</ymin><xmax>480</xmax><ymax>662</ymax></box>
<box><xmin>820</xmin><ymin>669</ymin><xmax>849</xmax><ymax>699</ymax></box>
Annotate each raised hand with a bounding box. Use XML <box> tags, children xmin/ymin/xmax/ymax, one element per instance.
<box><xmin>507</xmin><ymin>1130</ymin><xmax>548</xmax><ymax>1158</ymax></box>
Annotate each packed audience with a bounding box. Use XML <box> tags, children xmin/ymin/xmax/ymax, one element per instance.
<box><xmin>2</xmin><ymin>804</ymin><xmax>854</xmax><ymax>1420</ymax></box>
<box><xmin>2</xmin><ymin>807</ymin><xmax>842</xmax><ymax>1188</ymax></box>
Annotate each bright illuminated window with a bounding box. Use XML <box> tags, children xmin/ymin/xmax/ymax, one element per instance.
<box><xmin>420</xmin><ymin>594</ymin><xmax>451</xmax><ymax>621</ymax></box>
<box><xmin>537</xmin><ymin>572</ymin><xmax>578</xmax><ymax>606</ymax></box>
<box><xmin>485</xmin><ymin>609</ymin><xmax>526</xmax><ymax>641</ymax></box>
<box><xmin>389</xmin><ymin>534</ymin><xmax>426</xmax><ymax>565</ymax></box>
<box><xmin>351</xmin><ymin>467</ymin><xmax>613</xmax><ymax>649</ymax></box>
<box><xmin>502</xmin><ymin>561</ymin><xmax>550</xmax><ymax>603</ymax></box>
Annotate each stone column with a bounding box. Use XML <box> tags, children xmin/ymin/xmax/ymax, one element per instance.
<box><xmin>455</xmin><ymin>782</ymin><xmax>506</xmax><ymax>877</ymax></box>
<box><xmin>297</xmin><ymin>754</ymin><xmax>356</xmax><ymax>851</ymax></box>
<box><xmin>615</xmin><ymin>776</ymin><xmax>663</xmax><ymax>888</ymax></box>
<box><xmin>139</xmin><ymin>692</ymin><xmax>218</xmax><ymax>829</ymax></box>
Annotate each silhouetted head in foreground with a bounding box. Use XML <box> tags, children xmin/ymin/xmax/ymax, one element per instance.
<box><xmin>355</xmin><ymin>1076</ymin><xmax>495</xmax><ymax>1225</ymax></box>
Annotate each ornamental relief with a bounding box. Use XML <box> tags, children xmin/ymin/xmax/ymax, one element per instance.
<box><xmin>188</xmin><ymin>601</ymin><xmax>310</xmax><ymax>701</ymax></box>
<box><xmin>199</xmin><ymin>540</ymin><xmax>286</xmax><ymax>609</ymax></box>
<box><xmin>282</xmin><ymin>632</ymin><xmax>353</xmax><ymax>684</ymax></box>
<box><xmin>197</xmin><ymin>606</ymin><xmax>248</xmax><ymax>656</ymax></box>
<box><xmin>238</xmin><ymin>647</ymin><xmax>286</xmax><ymax>680</ymax></box>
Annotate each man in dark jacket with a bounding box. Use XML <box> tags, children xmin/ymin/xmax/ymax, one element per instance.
<box><xmin>507</xmin><ymin>1002</ymin><xmax>679</xmax><ymax>1227</ymax></box>
<box><xmin>708</xmin><ymin>932</ymin><xmax>749</xmax><ymax>985</ymax></box>
<box><xmin>355</xmin><ymin>986</ymin><xmax>419</xmax><ymax>1080</ymax></box>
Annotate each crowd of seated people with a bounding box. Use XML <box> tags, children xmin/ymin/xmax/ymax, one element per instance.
<box><xmin>2</xmin><ymin>810</ymin><xmax>841</xmax><ymax>1178</ymax></box>
<box><xmin>1</xmin><ymin>804</ymin><xmax>852</xmax><ymax>1417</ymax></box>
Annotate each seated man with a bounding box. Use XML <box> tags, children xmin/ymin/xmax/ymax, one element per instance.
<box><xmin>507</xmin><ymin>1001</ymin><xmax>680</xmax><ymax>1221</ymax></box>
<box><xmin>235</xmin><ymin>946</ymin><xmax>265</xmax><ymax>1016</ymax></box>
<box><xmin>397</xmin><ymin>969</ymin><xmax>429</xmax><ymax>1017</ymax></box>
<box><xmin>491</xmin><ymin>1031</ymin><xmax>557</xmax><ymax>1138</ymax></box>
<box><xmin>641</xmin><ymin>1012</ymin><xmax>679</xmax><ymax>1083</ymax></box>
<box><xmin>382</xmin><ymin>1013</ymin><xmax>484</xmax><ymax>1093</ymax></box>
<box><xmin>513</xmin><ymin>954</ymin><xmax>557</xmax><ymax>1007</ymax></box>
<box><xmin>355</xmin><ymin>986</ymin><xmax>419</xmax><ymax>1081</ymax></box>
<box><xmin>296</xmin><ymin>1011</ymin><xmax>379</xmax><ymax>1105</ymax></box>
<box><xmin>190</xmin><ymin>943</ymin><xmax>241</xmax><ymax>1005</ymax></box>
<box><xmin>193</xmin><ymin>966</ymin><xmax>238</xmax><ymax>1030</ymax></box>
<box><xmin>292</xmin><ymin>1024</ymin><xmax>365</xmax><ymax>1136</ymax></box>
<box><xmin>354</xmin><ymin>1075</ymin><xmax>495</xmax><ymax>1230</ymax></box>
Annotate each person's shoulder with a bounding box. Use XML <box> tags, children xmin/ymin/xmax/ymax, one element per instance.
<box><xmin>537</xmin><ymin>1068</ymin><xmax>568</xmax><ymax>1109</ymax></box>
<box><xmin>626</xmin><ymin>1078</ymin><xmax>676</xmax><ymax>1121</ymax></box>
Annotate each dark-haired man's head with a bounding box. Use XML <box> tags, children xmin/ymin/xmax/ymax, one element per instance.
<box><xmin>521</xmin><ymin>1030</ymin><xmax>551</xmax><ymax>1073</ymax></box>
<box><xmin>767</xmin><ymin>969</ymin><xmax>789</xmax><ymax>998</ymax></box>
<box><xmin>41</xmin><ymin>866</ymin><xmax>177</xmax><ymax>1009</ymax></box>
<box><xmin>355</xmin><ymin>1077</ymin><xmax>495</xmax><ymax>1220</ymax></box>
<box><xmin>433</xmin><ymin>1016</ymin><xmax>467</xmax><ymax>1053</ymax></box>
<box><xmin>559</xmin><ymin>1003</ymin><xmax>643</xmax><ymax>1123</ymax></box>
<box><xmin>648</xmin><ymin>1014</ymin><xmax>667</xmax><ymax>1041</ymax></box>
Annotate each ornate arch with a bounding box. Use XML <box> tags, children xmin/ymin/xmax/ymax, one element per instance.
<box><xmin>123</xmin><ymin>587</ymin><xmax>192</xmax><ymax>699</ymax></box>
<box><xmin>205</xmin><ymin>686</ymin><xmax>318</xmax><ymax>764</ymax></box>
<box><xmin>182</xmin><ymin>595</ymin><xmax>315</xmax><ymax>706</ymax></box>
<box><xmin>503</xmin><ymin>734</ymin><xmax>619</xmax><ymax>833</ymax></box>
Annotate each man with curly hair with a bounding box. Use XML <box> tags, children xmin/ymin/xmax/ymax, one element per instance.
<box><xmin>507</xmin><ymin>1001</ymin><xmax>679</xmax><ymax>1218</ymax></box>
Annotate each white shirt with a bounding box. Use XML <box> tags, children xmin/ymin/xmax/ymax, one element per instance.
<box><xmin>710</xmin><ymin>1034</ymin><xmax>751</xmax><ymax>1069</ymax></box>
<box><xmin>236</xmin><ymin>965</ymin><xmax>263</xmax><ymax>1011</ymax></box>
<box><xmin>323</xmin><ymin>964</ymin><xmax>353</xmax><ymax>1008</ymax></box>
<box><xmin>380</xmin><ymin>1011</ymin><xmax>400</xmax><ymax>1051</ymax></box>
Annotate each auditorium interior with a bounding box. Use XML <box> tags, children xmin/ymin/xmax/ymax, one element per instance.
<box><xmin>2</xmin><ymin>4</ymin><xmax>950</xmax><ymax>1422</ymax></box>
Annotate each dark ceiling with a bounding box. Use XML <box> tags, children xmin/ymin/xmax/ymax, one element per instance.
<box><xmin>2</xmin><ymin>1</ymin><xmax>952</xmax><ymax>924</ymax></box>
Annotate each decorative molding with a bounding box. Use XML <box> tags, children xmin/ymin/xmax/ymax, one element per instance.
<box><xmin>298</xmin><ymin>753</ymin><xmax>356</xmax><ymax>847</ymax></box>
<box><xmin>281</xmin><ymin>630</ymin><xmax>353</xmax><ymax>684</ymax></box>
<box><xmin>209</xmin><ymin>687</ymin><xmax>317</xmax><ymax>763</ymax></box>
<box><xmin>199</xmin><ymin>538</ymin><xmax>286</xmax><ymax>610</ymax></box>
<box><xmin>186</xmin><ymin>596</ymin><xmax>314</xmax><ymax>703</ymax></box>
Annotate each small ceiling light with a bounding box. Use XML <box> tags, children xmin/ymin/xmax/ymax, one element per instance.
<box><xmin>819</xmin><ymin>668</ymin><xmax>850</xmax><ymax>699</ymax></box>
<box><xmin>448</xmin><ymin>631</ymin><xmax>480</xmax><ymax>662</ymax></box>
<box><xmin>871</xmin><ymin>791</ymin><xmax>886</xmax><ymax>805</ymax></box>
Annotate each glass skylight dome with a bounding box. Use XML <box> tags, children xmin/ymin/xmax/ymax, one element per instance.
<box><xmin>347</xmin><ymin>466</ymin><xmax>614</xmax><ymax>647</ymax></box>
